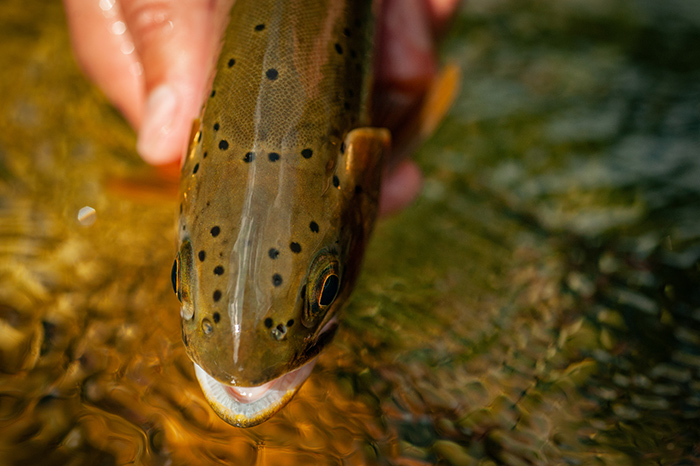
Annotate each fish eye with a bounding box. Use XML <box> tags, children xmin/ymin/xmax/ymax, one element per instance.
<box><xmin>303</xmin><ymin>251</ymin><xmax>341</xmax><ymax>327</ymax></box>
<box><xmin>171</xmin><ymin>255</ymin><xmax>181</xmax><ymax>302</ymax></box>
<box><xmin>318</xmin><ymin>273</ymin><xmax>340</xmax><ymax>307</ymax></box>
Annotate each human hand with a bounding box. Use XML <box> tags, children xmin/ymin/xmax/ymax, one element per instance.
<box><xmin>63</xmin><ymin>0</ymin><xmax>458</xmax><ymax>216</ymax></box>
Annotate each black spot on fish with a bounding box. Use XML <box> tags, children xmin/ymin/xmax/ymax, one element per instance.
<box><xmin>344</xmin><ymin>102</ymin><xmax>350</xmax><ymax>111</ymax></box>
<box><xmin>228</xmin><ymin>58</ymin><xmax>235</xmax><ymax>67</ymax></box>
<box><xmin>210</xmin><ymin>90</ymin><xmax>216</xmax><ymax>98</ymax></box>
<box><xmin>287</xmin><ymin>319</ymin><xmax>294</xmax><ymax>327</ymax></box>
<box><xmin>213</xmin><ymin>312</ymin><xmax>220</xmax><ymax>323</ymax></box>
<box><xmin>309</xmin><ymin>221</ymin><xmax>319</xmax><ymax>233</ymax></box>
<box><xmin>213</xmin><ymin>290</ymin><xmax>222</xmax><ymax>302</ymax></box>
<box><xmin>266</xmin><ymin>68</ymin><xmax>279</xmax><ymax>80</ymax></box>
<box><xmin>219</xmin><ymin>140</ymin><xmax>229</xmax><ymax>150</ymax></box>
<box><xmin>214</xmin><ymin>265</ymin><xmax>224</xmax><ymax>275</ymax></box>
<box><xmin>333</xmin><ymin>176</ymin><xmax>340</xmax><ymax>188</ymax></box>
<box><xmin>272</xmin><ymin>274</ymin><xmax>283</xmax><ymax>286</ymax></box>
<box><xmin>211</xmin><ymin>226</ymin><xmax>220</xmax><ymax>237</ymax></box>
<box><xmin>343</xmin><ymin>28</ymin><xmax>351</xmax><ymax>37</ymax></box>
<box><xmin>290</xmin><ymin>242</ymin><xmax>301</xmax><ymax>253</ymax></box>
<box><xmin>348</xmin><ymin>89</ymin><xmax>354</xmax><ymax>97</ymax></box>
<box><xmin>264</xmin><ymin>318</ymin><xmax>273</xmax><ymax>328</ymax></box>
<box><xmin>255</xmin><ymin>23</ymin><xmax>265</xmax><ymax>31</ymax></box>
<box><xmin>355</xmin><ymin>185</ymin><xmax>363</xmax><ymax>194</ymax></box>
<box><xmin>197</xmin><ymin>131</ymin><xmax>202</xmax><ymax>142</ymax></box>
<box><xmin>198</xmin><ymin>250</ymin><xmax>206</xmax><ymax>261</ymax></box>
<box><xmin>301</xmin><ymin>148</ymin><xmax>313</xmax><ymax>159</ymax></box>
<box><xmin>193</xmin><ymin>163</ymin><xmax>199</xmax><ymax>174</ymax></box>
<box><xmin>350</xmin><ymin>49</ymin><xmax>357</xmax><ymax>59</ymax></box>
<box><xmin>334</xmin><ymin>43</ymin><xmax>343</xmax><ymax>54</ymax></box>
<box><xmin>268</xmin><ymin>248</ymin><xmax>279</xmax><ymax>259</ymax></box>
<box><xmin>213</xmin><ymin>123</ymin><xmax>219</xmax><ymax>131</ymax></box>
<box><xmin>203</xmin><ymin>151</ymin><xmax>208</xmax><ymax>158</ymax></box>
<box><xmin>268</xmin><ymin>152</ymin><xmax>280</xmax><ymax>162</ymax></box>
<box><xmin>340</xmin><ymin>142</ymin><xmax>346</xmax><ymax>154</ymax></box>
<box><xmin>243</xmin><ymin>152</ymin><xmax>255</xmax><ymax>163</ymax></box>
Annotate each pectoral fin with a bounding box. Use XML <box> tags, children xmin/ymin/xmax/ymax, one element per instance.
<box><xmin>336</xmin><ymin>127</ymin><xmax>391</xmax><ymax>228</ymax></box>
<box><xmin>339</xmin><ymin>127</ymin><xmax>391</xmax><ymax>200</ymax></box>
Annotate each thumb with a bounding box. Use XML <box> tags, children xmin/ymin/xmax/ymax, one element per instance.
<box><xmin>119</xmin><ymin>0</ymin><xmax>228</xmax><ymax>164</ymax></box>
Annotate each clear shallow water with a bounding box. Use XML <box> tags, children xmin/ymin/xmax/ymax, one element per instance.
<box><xmin>1</xmin><ymin>1</ymin><xmax>700</xmax><ymax>465</ymax></box>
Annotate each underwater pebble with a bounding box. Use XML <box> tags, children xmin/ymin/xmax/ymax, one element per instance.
<box><xmin>432</xmin><ymin>440</ymin><xmax>475</xmax><ymax>466</ymax></box>
<box><xmin>599</xmin><ymin>328</ymin><xmax>616</xmax><ymax>350</ymax></box>
<box><xmin>399</xmin><ymin>440</ymin><xmax>429</xmax><ymax>461</ymax></box>
<box><xmin>566</xmin><ymin>271</ymin><xmax>595</xmax><ymax>297</ymax></box>
<box><xmin>596</xmin><ymin>309</ymin><xmax>626</xmax><ymax>330</ymax></box>
<box><xmin>651</xmin><ymin>383</ymin><xmax>682</xmax><ymax>397</ymax></box>
<box><xmin>630</xmin><ymin>394</ymin><xmax>670</xmax><ymax>410</ymax></box>
<box><xmin>611</xmin><ymin>403</ymin><xmax>640</xmax><ymax>420</ymax></box>
<box><xmin>611</xmin><ymin>288</ymin><xmax>658</xmax><ymax>315</ymax></box>
<box><xmin>612</xmin><ymin>373</ymin><xmax>630</xmax><ymax>387</ymax></box>
<box><xmin>672</xmin><ymin>351</ymin><xmax>700</xmax><ymax>369</ymax></box>
<box><xmin>649</xmin><ymin>363</ymin><xmax>691</xmax><ymax>383</ymax></box>
<box><xmin>674</xmin><ymin>326</ymin><xmax>700</xmax><ymax>345</ymax></box>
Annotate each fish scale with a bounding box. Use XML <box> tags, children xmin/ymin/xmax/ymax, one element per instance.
<box><xmin>173</xmin><ymin>0</ymin><xmax>389</xmax><ymax>427</ymax></box>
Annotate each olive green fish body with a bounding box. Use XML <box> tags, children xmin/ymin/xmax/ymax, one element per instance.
<box><xmin>172</xmin><ymin>0</ymin><xmax>388</xmax><ymax>426</ymax></box>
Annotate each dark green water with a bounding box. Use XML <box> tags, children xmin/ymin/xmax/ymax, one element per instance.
<box><xmin>1</xmin><ymin>1</ymin><xmax>700</xmax><ymax>464</ymax></box>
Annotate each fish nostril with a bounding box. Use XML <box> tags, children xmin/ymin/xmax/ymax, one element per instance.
<box><xmin>271</xmin><ymin>323</ymin><xmax>287</xmax><ymax>341</ymax></box>
<box><xmin>202</xmin><ymin>319</ymin><xmax>214</xmax><ymax>335</ymax></box>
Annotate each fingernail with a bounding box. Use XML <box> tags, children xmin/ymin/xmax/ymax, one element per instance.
<box><xmin>137</xmin><ymin>84</ymin><xmax>178</xmax><ymax>164</ymax></box>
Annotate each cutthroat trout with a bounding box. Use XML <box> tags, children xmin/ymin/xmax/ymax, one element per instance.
<box><xmin>172</xmin><ymin>0</ymin><xmax>388</xmax><ymax>427</ymax></box>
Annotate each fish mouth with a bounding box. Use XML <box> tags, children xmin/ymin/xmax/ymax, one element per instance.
<box><xmin>194</xmin><ymin>358</ymin><xmax>317</xmax><ymax>427</ymax></box>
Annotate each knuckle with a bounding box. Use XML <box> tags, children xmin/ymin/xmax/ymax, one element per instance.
<box><xmin>122</xmin><ymin>0</ymin><xmax>176</xmax><ymax>45</ymax></box>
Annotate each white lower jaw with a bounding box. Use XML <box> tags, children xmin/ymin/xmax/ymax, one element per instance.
<box><xmin>194</xmin><ymin>358</ymin><xmax>317</xmax><ymax>427</ymax></box>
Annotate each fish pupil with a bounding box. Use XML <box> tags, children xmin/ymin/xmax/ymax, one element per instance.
<box><xmin>319</xmin><ymin>274</ymin><xmax>340</xmax><ymax>307</ymax></box>
<box><xmin>171</xmin><ymin>258</ymin><xmax>179</xmax><ymax>296</ymax></box>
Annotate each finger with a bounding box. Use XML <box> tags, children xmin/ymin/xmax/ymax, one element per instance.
<box><xmin>374</xmin><ymin>0</ymin><xmax>437</xmax><ymax>133</ymax></box>
<box><xmin>376</xmin><ymin>0</ymin><xmax>436</xmax><ymax>89</ymax></box>
<box><xmin>119</xmin><ymin>0</ymin><xmax>225</xmax><ymax>165</ymax></box>
<box><xmin>426</xmin><ymin>0</ymin><xmax>460</xmax><ymax>34</ymax></box>
<box><xmin>63</xmin><ymin>0</ymin><xmax>144</xmax><ymax>127</ymax></box>
<box><xmin>379</xmin><ymin>160</ymin><xmax>423</xmax><ymax>217</ymax></box>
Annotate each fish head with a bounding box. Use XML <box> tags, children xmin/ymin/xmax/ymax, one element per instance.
<box><xmin>172</xmin><ymin>128</ymin><xmax>389</xmax><ymax>426</ymax></box>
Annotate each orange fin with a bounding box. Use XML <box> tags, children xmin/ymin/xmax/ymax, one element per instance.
<box><xmin>391</xmin><ymin>63</ymin><xmax>461</xmax><ymax>162</ymax></box>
